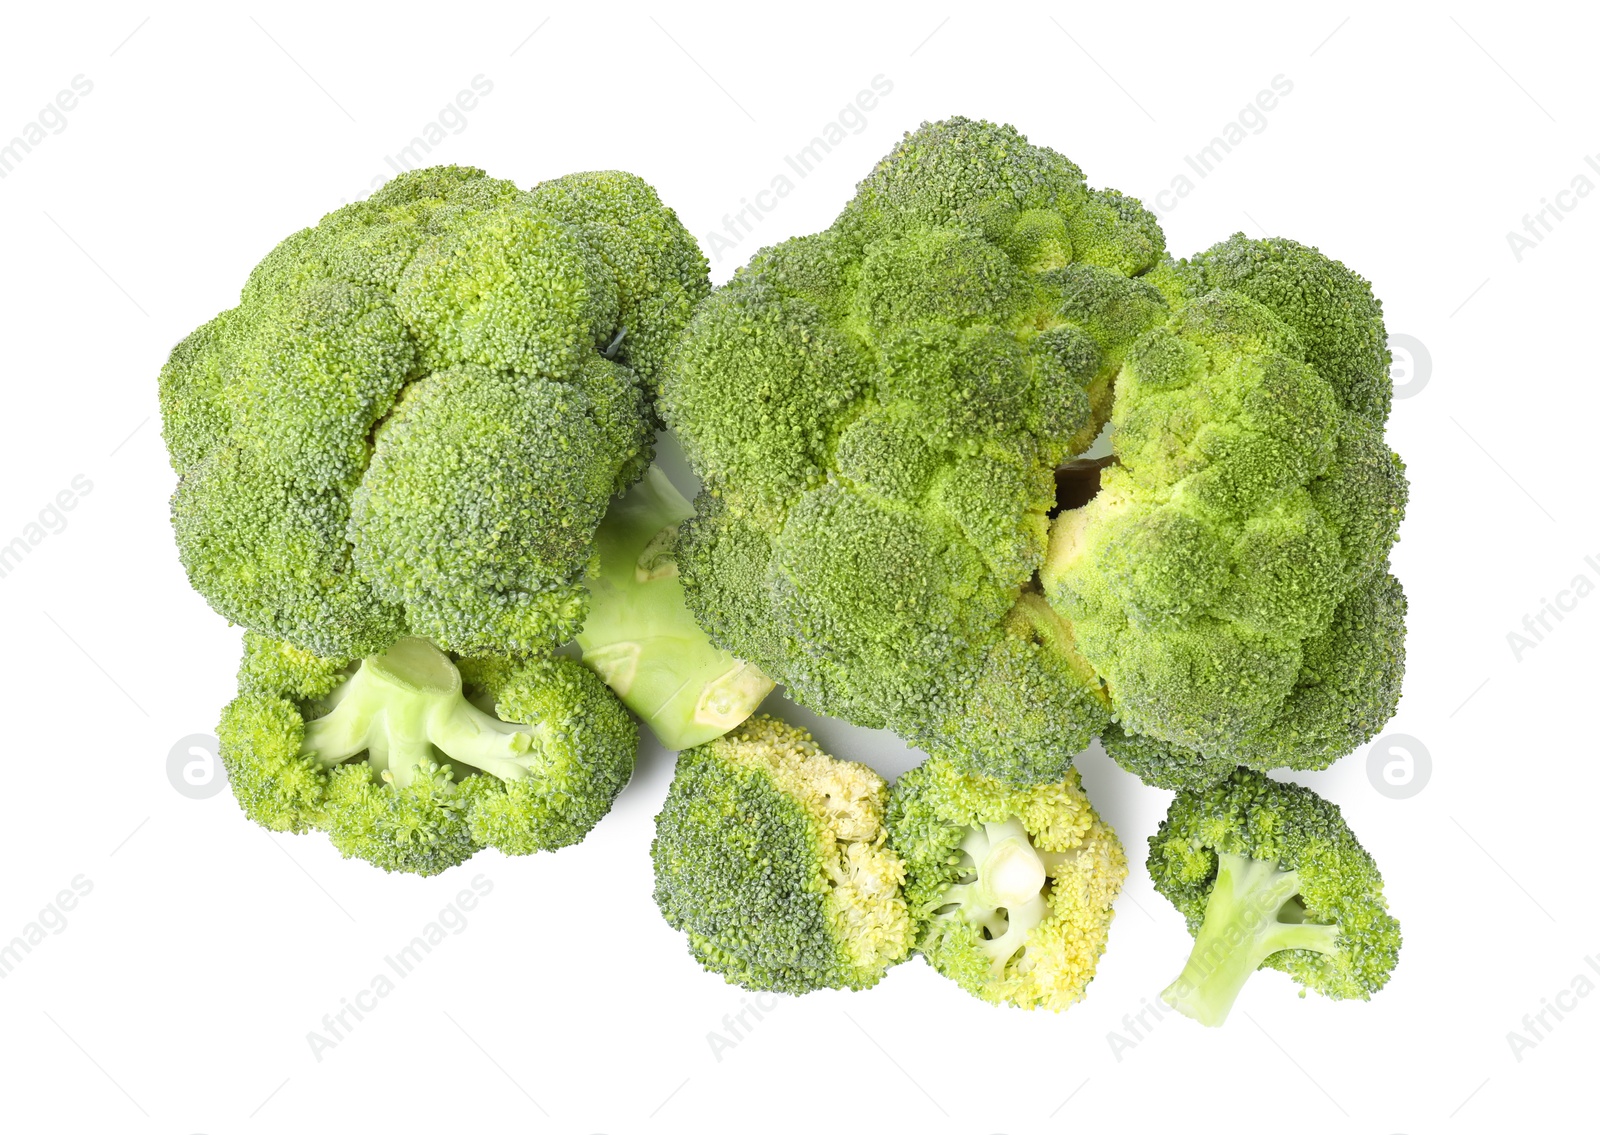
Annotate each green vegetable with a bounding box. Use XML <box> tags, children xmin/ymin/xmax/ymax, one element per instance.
<box><xmin>650</xmin><ymin>716</ymin><xmax>914</xmax><ymax>993</ymax></box>
<box><xmin>1148</xmin><ymin>767</ymin><xmax>1401</xmax><ymax>1026</ymax></box>
<box><xmin>218</xmin><ymin>634</ymin><xmax>637</xmax><ymax>875</ymax></box>
<box><xmin>1043</xmin><ymin>235</ymin><xmax>1409</xmax><ymax>775</ymax></box>
<box><xmin>887</xmin><ymin>751</ymin><xmax>1126</xmax><ymax>1010</ymax></box>
<box><xmin>662</xmin><ymin>117</ymin><xmax>1169</xmax><ymax>786</ymax></box>
<box><xmin>1099</xmin><ymin>722</ymin><xmax>1234</xmax><ymax>793</ymax></box>
<box><xmin>159</xmin><ymin>164</ymin><xmax>707</xmax><ymax>659</ymax></box>
<box><xmin>577</xmin><ymin>468</ymin><xmax>774</xmax><ymax>750</ymax></box>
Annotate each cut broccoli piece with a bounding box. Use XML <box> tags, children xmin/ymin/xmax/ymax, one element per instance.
<box><xmin>650</xmin><ymin>716</ymin><xmax>913</xmax><ymax>993</ymax></box>
<box><xmin>887</xmin><ymin>752</ymin><xmax>1127</xmax><ymax>1010</ymax></box>
<box><xmin>1148</xmin><ymin>767</ymin><xmax>1401</xmax><ymax>1026</ymax></box>
<box><xmin>218</xmin><ymin>634</ymin><xmax>636</xmax><ymax>875</ymax></box>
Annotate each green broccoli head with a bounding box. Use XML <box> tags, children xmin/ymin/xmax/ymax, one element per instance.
<box><xmin>663</xmin><ymin>118</ymin><xmax>1170</xmax><ymax>785</ymax></box>
<box><xmin>1148</xmin><ymin>767</ymin><xmax>1401</xmax><ymax>1027</ymax></box>
<box><xmin>650</xmin><ymin>716</ymin><xmax>913</xmax><ymax>993</ymax></box>
<box><xmin>1042</xmin><ymin>236</ymin><xmax>1408</xmax><ymax>775</ymax></box>
<box><xmin>886</xmin><ymin>751</ymin><xmax>1127</xmax><ymax>1011</ymax></box>
<box><xmin>160</xmin><ymin>165</ymin><xmax>707</xmax><ymax>658</ymax></box>
<box><xmin>217</xmin><ymin>633</ymin><xmax>637</xmax><ymax>875</ymax></box>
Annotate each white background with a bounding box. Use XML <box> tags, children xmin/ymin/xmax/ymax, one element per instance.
<box><xmin>0</xmin><ymin>3</ymin><xmax>1593</xmax><ymax>1132</ymax></box>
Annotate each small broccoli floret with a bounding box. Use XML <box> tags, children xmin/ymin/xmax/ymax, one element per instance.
<box><xmin>160</xmin><ymin>165</ymin><xmax>704</xmax><ymax>658</ymax></box>
<box><xmin>577</xmin><ymin>467</ymin><xmax>774</xmax><ymax>751</ymax></box>
<box><xmin>1148</xmin><ymin>768</ymin><xmax>1401</xmax><ymax>1027</ymax></box>
<box><xmin>217</xmin><ymin>633</ymin><xmax>636</xmax><ymax>875</ymax></box>
<box><xmin>887</xmin><ymin>752</ymin><xmax>1127</xmax><ymax>1011</ymax></box>
<box><xmin>663</xmin><ymin>117</ymin><xmax>1168</xmax><ymax>785</ymax></box>
<box><xmin>650</xmin><ymin>716</ymin><xmax>913</xmax><ymax>993</ymax></box>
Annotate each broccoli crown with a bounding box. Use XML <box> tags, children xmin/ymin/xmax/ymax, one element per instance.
<box><xmin>886</xmin><ymin>752</ymin><xmax>1127</xmax><ymax>1011</ymax></box>
<box><xmin>650</xmin><ymin>716</ymin><xmax>913</xmax><ymax>993</ymax></box>
<box><xmin>1147</xmin><ymin>768</ymin><xmax>1401</xmax><ymax>1026</ymax></box>
<box><xmin>217</xmin><ymin>632</ymin><xmax>637</xmax><ymax>875</ymax></box>
<box><xmin>1042</xmin><ymin>235</ymin><xmax>1408</xmax><ymax>773</ymax></box>
<box><xmin>663</xmin><ymin>118</ymin><xmax>1170</xmax><ymax>784</ymax></box>
<box><xmin>160</xmin><ymin>166</ymin><xmax>708</xmax><ymax>658</ymax></box>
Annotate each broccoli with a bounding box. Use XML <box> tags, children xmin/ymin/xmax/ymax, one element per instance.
<box><xmin>887</xmin><ymin>752</ymin><xmax>1127</xmax><ymax>1011</ymax></box>
<box><xmin>218</xmin><ymin>633</ymin><xmax>636</xmax><ymax>875</ymax></box>
<box><xmin>577</xmin><ymin>467</ymin><xmax>774</xmax><ymax>751</ymax></box>
<box><xmin>1099</xmin><ymin>723</ymin><xmax>1234</xmax><ymax>793</ymax></box>
<box><xmin>662</xmin><ymin>117</ymin><xmax>1170</xmax><ymax>786</ymax></box>
<box><xmin>1042</xmin><ymin>234</ymin><xmax>1409</xmax><ymax>775</ymax></box>
<box><xmin>159</xmin><ymin>164</ymin><xmax>708</xmax><ymax>660</ymax></box>
<box><xmin>650</xmin><ymin>716</ymin><xmax>913</xmax><ymax>993</ymax></box>
<box><xmin>1147</xmin><ymin>767</ymin><xmax>1401</xmax><ymax>1027</ymax></box>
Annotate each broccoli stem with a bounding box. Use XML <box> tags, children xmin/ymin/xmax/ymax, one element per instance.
<box><xmin>937</xmin><ymin>816</ymin><xmax>1052</xmax><ymax>974</ymax></box>
<box><xmin>1161</xmin><ymin>852</ymin><xmax>1341</xmax><ymax>1027</ymax></box>
<box><xmin>299</xmin><ymin>637</ymin><xmax>532</xmax><ymax>788</ymax></box>
<box><xmin>577</xmin><ymin>466</ymin><xmax>773</xmax><ymax>750</ymax></box>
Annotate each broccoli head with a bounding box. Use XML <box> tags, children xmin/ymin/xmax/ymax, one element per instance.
<box><xmin>160</xmin><ymin>165</ymin><xmax>708</xmax><ymax>658</ymax></box>
<box><xmin>1148</xmin><ymin>767</ymin><xmax>1401</xmax><ymax>1026</ymax></box>
<box><xmin>662</xmin><ymin>117</ymin><xmax>1170</xmax><ymax>785</ymax></box>
<box><xmin>650</xmin><ymin>716</ymin><xmax>913</xmax><ymax>993</ymax></box>
<box><xmin>217</xmin><ymin>633</ymin><xmax>636</xmax><ymax>875</ymax></box>
<box><xmin>887</xmin><ymin>751</ymin><xmax>1127</xmax><ymax>1011</ymax></box>
<box><xmin>1043</xmin><ymin>234</ymin><xmax>1409</xmax><ymax>774</ymax></box>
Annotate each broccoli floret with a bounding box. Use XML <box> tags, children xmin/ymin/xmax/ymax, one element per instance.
<box><xmin>887</xmin><ymin>752</ymin><xmax>1127</xmax><ymax>1011</ymax></box>
<box><xmin>1148</xmin><ymin>768</ymin><xmax>1401</xmax><ymax>1027</ymax></box>
<box><xmin>159</xmin><ymin>165</ymin><xmax>706</xmax><ymax>659</ymax></box>
<box><xmin>217</xmin><ymin>634</ymin><xmax>636</xmax><ymax>875</ymax></box>
<box><xmin>650</xmin><ymin>716</ymin><xmax>913</xmax><ymax>993</ymax></box>
<box><xmin>1043</xmin><ymin>236</ymin><xmax>1408</xmax><ymax>775</ymax></box>
<box><xmin>663</xmin><ymin>117</ymin><xmax>1170</xmax><ymax>785</ymax></box>
<box><xmin>577</xmin><ymin>467</ymin><xmax>774</xmax><ymax>750</ymax></box>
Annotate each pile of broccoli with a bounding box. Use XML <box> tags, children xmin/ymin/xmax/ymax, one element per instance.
<box><xmin>159</xmin><ymin>116</ymin><xmax>1407</xmax><ymax>1025</ymax></box>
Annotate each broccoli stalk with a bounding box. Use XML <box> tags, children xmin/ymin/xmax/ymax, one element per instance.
<box><xmin>1161</xmin><ymin>852</ymin><xmax>1340</xmax><ymax>1027</ymax></box>
<box><xmin>578</xmin><ymin>467</ymin><xmax>774</xmax><ymax>750</ymax></box>
<box><xmin>299</xmin><ymin>637</ymin><xmax>534</xmax><ymax>787</ymax></box>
